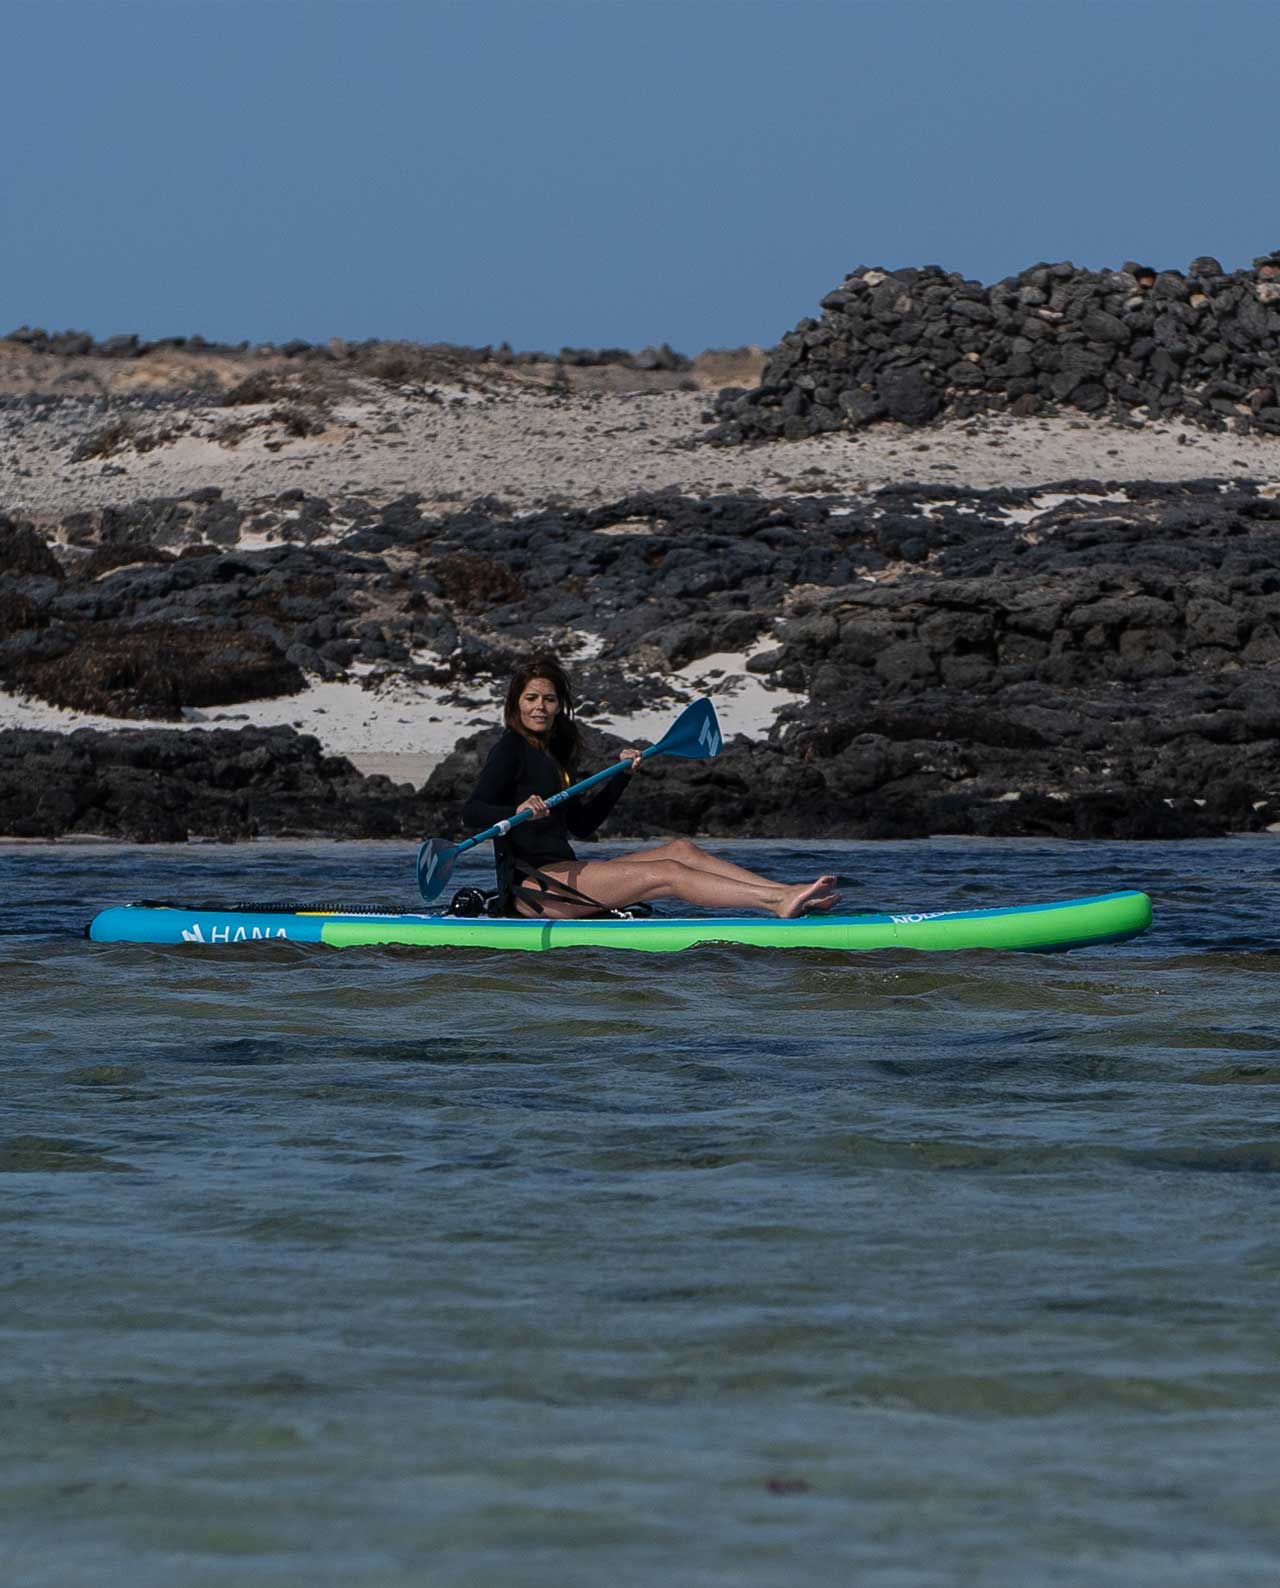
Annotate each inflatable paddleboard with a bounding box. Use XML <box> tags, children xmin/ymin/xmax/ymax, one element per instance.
<box><xmin>86</xmin><ymin>890</ymin><xmax>1152</xmax><ymax>953</ymax></box>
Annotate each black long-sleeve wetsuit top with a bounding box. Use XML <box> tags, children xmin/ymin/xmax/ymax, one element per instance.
<box><xmin>462</xmin><ymin>729</ymin><xmax>630</xmax><ymax>910</ymax></box>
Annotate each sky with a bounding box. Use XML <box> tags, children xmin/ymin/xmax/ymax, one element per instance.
<box><xmin>5</xmin><ymin>0</ymin><xmax>1278</xmax><ymax>353</ymax></box>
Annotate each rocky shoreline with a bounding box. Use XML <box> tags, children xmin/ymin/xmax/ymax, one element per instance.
<box><xmin>3</xmin><ymin>271</ymin><xmax>1279</xmax><ymax>848</ymax></box>
<box><xmin>4</xmin><ymin>471</ymin><xmax>1278</xmax><ymax>844</ymax></box>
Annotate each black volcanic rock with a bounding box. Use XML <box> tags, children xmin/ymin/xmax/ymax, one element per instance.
<box><xmin>0</xmin><ymin>515</ymin><xmax>65</xmax><ymax>579</ymax></box>
<box><xmin>4</xmin><ymin>478</ymin><xmax>1280</xmax><ymax>842</ymax></box>
<box><xmin>877</xmin><ymin>367</ymin><xmax>944</xmax><ymax>425</ymax></box>
<box><xmin>0</xmin><ymin>726</ymin><xmax>433</xmax><ymax>842</ymax></box>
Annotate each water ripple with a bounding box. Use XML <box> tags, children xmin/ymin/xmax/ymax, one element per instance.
<box><xmin>3</xmin><ymin>835</ymin><xmax>1280</xmax><ymax>1586</ymax></box>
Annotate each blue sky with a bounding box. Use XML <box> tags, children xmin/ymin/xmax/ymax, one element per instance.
<box><xmin>6</xmin><ymin>0</ymin><xmax>1277</xmax><ymax>351</ymax></box>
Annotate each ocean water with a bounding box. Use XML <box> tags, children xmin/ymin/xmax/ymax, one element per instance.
<box><xmin>2</xmin><ymin>835</ymin><xmax>1279</xmax><ymax>1588</ymax></box>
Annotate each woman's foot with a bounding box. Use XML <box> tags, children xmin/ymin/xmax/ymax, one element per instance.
<box><xmin>777</xmin><ymin>877</ymin><xmax>840</xmax><ymax>918</ymax></box>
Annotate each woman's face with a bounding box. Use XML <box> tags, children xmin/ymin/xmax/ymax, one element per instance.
<box><xmin>518</xmin><ymin>677</ymin><xmax>560</xmax><ymax>737</ymax></box>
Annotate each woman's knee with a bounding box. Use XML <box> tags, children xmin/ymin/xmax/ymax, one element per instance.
<box><xmin>661</xmin><ymin>837</ymin><xmax>703</xmax><ymax>864</ymax></box>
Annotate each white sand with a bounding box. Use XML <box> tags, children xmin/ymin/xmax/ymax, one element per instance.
<box><xmin>5</xmin><ymin>382</ymin><xmax>1278</xmax><ymax>522</ymax></box>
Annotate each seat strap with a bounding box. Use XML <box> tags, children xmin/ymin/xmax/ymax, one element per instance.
<box><xmin>511</xmin><ymin>861</ymin><xmax>651</xmax><ymax>919</ymax></box>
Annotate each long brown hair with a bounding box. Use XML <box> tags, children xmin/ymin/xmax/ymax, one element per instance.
<box><xmin>503</xmin><ymin>653</ymin><xmax>582</xmax><ymax>769</ymax></box>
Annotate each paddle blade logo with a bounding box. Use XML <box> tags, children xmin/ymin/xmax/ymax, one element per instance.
<box><xmin>418</xmin><ymin>840</ymin><xmax>445</xmax><ymax>890</ymax></box>
<box><xmin>699</xmin><ymin>717</ymin><xmax>721</xmax><ymax>756</ymax></box>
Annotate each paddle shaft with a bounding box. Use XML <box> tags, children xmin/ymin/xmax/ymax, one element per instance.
<box><xmin>451</xmin><ymin>745</ymin><xmax>659</xmax><ymax>860</ymax></box>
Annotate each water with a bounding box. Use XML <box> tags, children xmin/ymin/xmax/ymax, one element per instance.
<box><xmin>3</xmin><ymin>836</ymin><xmax>1279</xmax><ymax>1587</ymax></box>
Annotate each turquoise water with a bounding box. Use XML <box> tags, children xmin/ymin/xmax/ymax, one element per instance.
<box><xmin>3</xmin><ymin>837</ymin><xmax>1279</xmax><ymax>1587</ymax></box>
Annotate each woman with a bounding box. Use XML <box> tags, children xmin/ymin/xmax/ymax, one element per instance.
<box><xmin>463</xmin><ymin>655</ymin><xmax>840</xmax><ymax>919</ymax></box>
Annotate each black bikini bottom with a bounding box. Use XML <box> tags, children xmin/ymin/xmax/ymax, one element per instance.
<box><xmin>512</xmin><ymin>861</ymin><xmax>652</xmax><ymax>920</ymax></box>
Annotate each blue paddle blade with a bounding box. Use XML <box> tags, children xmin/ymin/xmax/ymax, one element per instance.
<box><xmin>655</xmin><ymin>697</ymin><xmax>722</xmax><ymax>759</ymax></box>
<box><xmin>417</xmin><ymin>838</ymin><xmax>458</xmax><ymax>902</ymax></box>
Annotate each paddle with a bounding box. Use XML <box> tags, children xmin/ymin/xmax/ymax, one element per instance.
<box><xmin>416</xmin><ymin>697</ymin><xmax>723</xmax><ymax>901</ymax></box>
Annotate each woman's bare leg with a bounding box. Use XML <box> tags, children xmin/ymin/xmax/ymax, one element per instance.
<box><xmin>525</xmin><ymin>856</ymin><xmax>839</xmax><ymax>919</ymax></box>
<box><xmin>628</xmin><ymin>837</ymin><xmax>834</xmax><ymax>894</ymax></box>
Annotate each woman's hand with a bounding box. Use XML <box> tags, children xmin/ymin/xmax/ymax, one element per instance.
<box><xmin>619</xmin><ymin>748</ymin><xmax>642</xmax><ymax>773</ymax></box>
<box><xmin>516</xmin><ymin>794</ymin><xmax>550</xmax><ymax>820</ymax></box>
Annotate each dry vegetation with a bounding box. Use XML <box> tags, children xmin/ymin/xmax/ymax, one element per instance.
<box><xmin>431</xmin><ymin>551</ymin><xmax>525</xmax><ymax>610</ymax></box>
<box><xmin>1</xmin><ymin>622</ymin><xmax>305</xmax><ymax>718</ymax></box>
<box><xmin>69</xmin><ymin>417</ymin><xmax>188</xmax><ymax>461</ymax></box>
<box><xmin>0</xmin><ymin>335</ymin><xmax>767</xmax><ymax>402</ymax></box>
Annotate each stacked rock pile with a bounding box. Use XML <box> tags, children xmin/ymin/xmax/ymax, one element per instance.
<box><xmin>711</xmin><ymin>252</ymin><xmax>1280</xmax><ymax>442</ymax></box>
